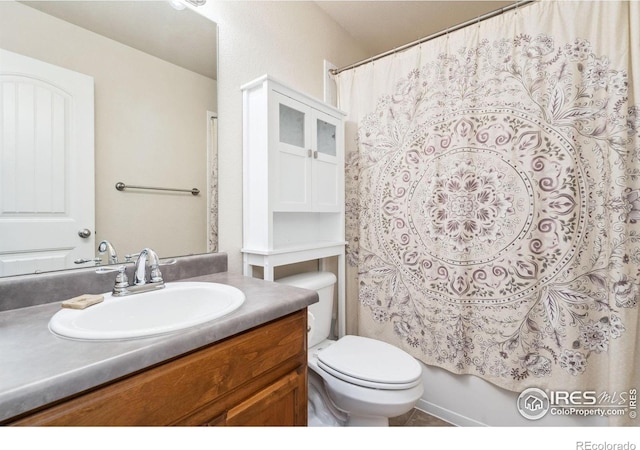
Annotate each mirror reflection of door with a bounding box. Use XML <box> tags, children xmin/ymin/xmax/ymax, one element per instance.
<box><xmin>0</xmin><ymin>49</ymin><xmax>94</xmax><ymax>276</ymax></box>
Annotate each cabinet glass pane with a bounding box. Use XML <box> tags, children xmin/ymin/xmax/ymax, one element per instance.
<box><xmin>317</xmin><ymin>119</ymin><xmax>336</xmax><ymax>156</ymax></box>
<box><xmin>279</xmin><ymin>104</ymin><xmax>305</xmax><ymax>148</ymax></box>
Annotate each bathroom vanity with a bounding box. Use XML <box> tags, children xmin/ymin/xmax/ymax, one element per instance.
<box><xmin>8</xmin><ymin>310</ymin><xmax>307</xmax><ymax>426</ymax></box>
<box><xmin>0</xmin><ymin>253</ymin><xmax>315</xmax><ymax>426</ymax></box>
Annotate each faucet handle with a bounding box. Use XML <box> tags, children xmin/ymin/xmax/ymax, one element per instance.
<box><xmin>149</xmin><ymin>266</ymin><xmax>163</xmax><ymax>283</ymax></box>
<box><xmin>124</xmin><ymin>253</ymin><xmax>140</xmax><ymax>262</ymax></box>
<box><xmin>95</xmin><ymin>265</ymin><xmax>126</xmax><ymax>274</ymax></box>
<box><xmin>148</xmin><ymin>258</ymin><xmax>176</xmax><ymax>283</ymax></box>
<box><xmin>113</xmin><ymin>266</ymin><xmax>130</xmax><ymax>295</ymax></box>
<box><xmin>96</xmin><ymin>265</ymin><xmax>130</xmax><ymax>295</ymax></box>
<box><xmin>159</xmin><ymin>258</ymin><xmax>177</xmax><ymax>266</ymax></box>
<box><xmin>75</xmin><ymin>258</ymin><xmax>102</xmax><ymax>266</ymax></box>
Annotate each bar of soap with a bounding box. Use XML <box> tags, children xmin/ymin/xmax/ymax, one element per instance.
<box><xmin>61</xmin><ymin>294</ymin><xmax>104</xmax><ymax>310</ymax></box>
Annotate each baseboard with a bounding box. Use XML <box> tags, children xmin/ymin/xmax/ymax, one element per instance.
<box><xmin>415</xmin><ymin>398</ymin><xmax>487</xmax><ymax>427</ymax></box>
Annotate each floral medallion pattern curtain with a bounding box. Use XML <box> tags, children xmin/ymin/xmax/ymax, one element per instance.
<box><xmin>337</xmin><ymin>0</ymin><xmax>640</xmax><ymax>403</ymax></box>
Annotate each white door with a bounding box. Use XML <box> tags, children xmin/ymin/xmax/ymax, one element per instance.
<box><xmin>271</xmin><ymin>91</ymin><xmax>312</xmax><ymax>212</ymax></box>
<box><xmin>312</xmin><ymin>110</ymin><xmax>342</xmax><ymax>212</ymax></box>
<box><xmin>0</xmin><ymin>49</ymin><xmax>94</xmax><ymax>276</ymax></box>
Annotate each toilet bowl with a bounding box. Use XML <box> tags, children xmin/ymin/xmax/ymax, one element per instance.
<box><xmin>277</xmin><ymin>271</ymin><xmax>424</xmax><ymax>427</ymax></box>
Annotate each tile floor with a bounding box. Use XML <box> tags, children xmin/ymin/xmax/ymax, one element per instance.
<box><xmin>389</xmin><ymin>408</ymin><xmax>453</xmax><ymax>426</ymax></box>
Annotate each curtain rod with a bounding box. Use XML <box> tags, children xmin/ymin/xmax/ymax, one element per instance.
<box><xmin>329</xmin><ymin>0</ymin><xmax>536</xmax><ymax>76</ymax></box>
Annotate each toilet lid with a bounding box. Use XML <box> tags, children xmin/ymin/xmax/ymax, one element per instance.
<box><xmin>316</xmin><ymin>335</ymin><xmax>422</xmax><ymax>390</ymax></box>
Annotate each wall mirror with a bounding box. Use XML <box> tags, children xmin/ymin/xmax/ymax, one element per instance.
<box><xmin>0</xmin><ymin>1</ymin><xmax>218</xmax><ymax>277</ymax></box>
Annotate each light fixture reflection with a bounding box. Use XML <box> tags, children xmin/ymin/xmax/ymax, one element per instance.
<box><xmin>169</xmin><ymin>0</ymin><xmax>186</xmax><ymax>11</ymax></box>
<box><xmin>169</xmin><ymin>0</ymin><xmax>206</xmax><ymax>10</ymax></box>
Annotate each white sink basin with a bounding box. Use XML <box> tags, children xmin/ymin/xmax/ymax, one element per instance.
<box><xmin>49</xmin><ymin>282</ymin><xmax>245</xmax><ymax>341</ymax></box>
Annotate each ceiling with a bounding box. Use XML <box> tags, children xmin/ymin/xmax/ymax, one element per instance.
<box><xmin>21</xmin><ymin>1</ymin><xmax>217</xmax><ymax>79</ymax></box>
<box><xmin>315</xmin><ymin>1</ymin><xmax>516</xmax><ymax>59</ymax></box>
<box><xmin>20</xmin><ymin>1</ymin><xmax>520</xmax><ymax>80</ymax></box>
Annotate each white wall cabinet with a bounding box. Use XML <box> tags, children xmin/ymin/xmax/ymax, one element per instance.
<box><xmin>272</xmin><ymin>91</ymin><xmax>342</xmax><ymax>213</ymax></box>
<box><xmin>241</xmin><ymin>75</ymin><xmax>346</xmax><ymax>336</ymax></box>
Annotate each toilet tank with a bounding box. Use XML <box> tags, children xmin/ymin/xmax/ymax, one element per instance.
<box><xmin>276</xmin><ymin>271</ymin><xmax>336</xmax><ymax>348</ymax></box>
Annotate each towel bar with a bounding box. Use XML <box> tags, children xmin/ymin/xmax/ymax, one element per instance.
<box><xmin>115</xmin><ymin>182</ymin><xmax>200</xmax><ymax>196</ymax></box>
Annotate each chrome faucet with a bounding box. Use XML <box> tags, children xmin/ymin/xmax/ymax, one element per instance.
<box><xmin>96</xmin><ymin>248</ymin><xmax>176</xmax><ymax>297</ymax></box>
<box><xmin>133</xmin><ymin>247</ymin><xmax>163</xmax><ymax>286</ymax></box>
<box><xmin>97</xmin><ymin>240</ymin><xmax>118</xmax><ymax>264</ymax></box>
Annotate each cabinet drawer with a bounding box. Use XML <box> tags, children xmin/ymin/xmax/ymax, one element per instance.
<box><xmin>224</xmin><ymin>367</ymin><xmax>307</xmax><ymax>426</ymax></box>
<box><xmin>10</xmin><ymin>310</ymin><xmax>307</xmax><ymax>426</ymax></box>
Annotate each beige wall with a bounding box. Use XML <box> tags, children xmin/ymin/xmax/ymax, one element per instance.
<box><xmin>200</xmin><ymin>1</ymin><xmax>368</xmax><ymax>274</ymax></box>
<box><xmin>0</xmin><ymin>0</ymin><xmax>366</xmax><ymax>273</ymax></box>
<box><xmin>0</xmin><ymin>2</ymin><xmax>217</xmax><ymax>260</ymax></box>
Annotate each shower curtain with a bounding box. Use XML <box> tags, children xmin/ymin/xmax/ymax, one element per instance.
<box><xmin>337</xmin><ymin>0</ymin><xmax>639</xmax><ymax>422</ymax></box>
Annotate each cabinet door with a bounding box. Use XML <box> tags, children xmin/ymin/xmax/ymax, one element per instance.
<box><xmin>312</xmin><ymin>110</ymin><xmax>343</xmax><ymax>212</ymax></box>
<box><xmin>272</xmin><ymin>92</ymin><xmax>312</xmax><ymax>211</ymax></box>
<box><xmin>224</xmin><ymin>368</ymin><xmax>307</xmax><ymax>426</ymax></box>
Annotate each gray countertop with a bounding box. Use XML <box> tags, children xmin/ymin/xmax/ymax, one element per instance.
<box><xmin>0</xmin><ymin>272</ymin><xmax>317</xmax><ymax>423</ymax></box>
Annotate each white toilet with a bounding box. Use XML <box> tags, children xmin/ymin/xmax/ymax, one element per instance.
<box><xmin>277</xmin><ymin>271</ymin><xmax>424</xmax><ymax>426</ymax></box>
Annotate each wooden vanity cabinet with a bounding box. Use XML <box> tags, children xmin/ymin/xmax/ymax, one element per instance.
<box><xmin>8</xmin><ymin>310</ymin><xmax>307</xmax><ymax>426</ymax></box>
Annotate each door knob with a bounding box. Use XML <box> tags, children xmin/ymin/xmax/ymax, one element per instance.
<box><xmin>78</xmin><ymin>228</ymin><xmax>92</xmax><ymax>238</ymax></box>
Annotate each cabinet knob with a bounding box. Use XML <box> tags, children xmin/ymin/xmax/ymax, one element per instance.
<box><xmin>313</xmin><ymin>151</ymin><xmax>318</xmax><ymax>159</ymax></box>
<box><xmin>307</xmin><ymin>149</ymin><xmax>312</xmax><ymax>158</ymax></box>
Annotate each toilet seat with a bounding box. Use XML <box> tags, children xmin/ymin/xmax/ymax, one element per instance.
<box><xmin>316</xmin><ymin>335</ymin><xmax>422</xmax><ymax>390</ymax></box>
